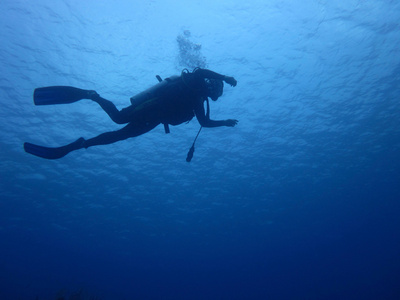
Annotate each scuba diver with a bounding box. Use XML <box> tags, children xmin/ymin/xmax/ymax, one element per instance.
<box><xmin>24</xmin><ymin>68</ymin><xmax>238</xmax><ymax>160</ymax></box>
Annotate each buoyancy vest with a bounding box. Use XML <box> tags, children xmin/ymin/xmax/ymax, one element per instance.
<box><xmin>129</xmin><ymin>74</ymin><xmax>196</xmax><ymax>132</ymax></box>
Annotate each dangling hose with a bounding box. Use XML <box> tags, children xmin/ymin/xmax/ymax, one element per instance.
<box><xmin>186</xmin><ymin>98</ymin><xmax>209</xmax><ymax>162</ymax></box>
<box><xmin>186</xmin><ymin>126</ymin><xmax>202</xmax><ymax>162</ymax></box>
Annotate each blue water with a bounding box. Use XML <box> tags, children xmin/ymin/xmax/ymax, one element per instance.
<box><xmin>1</xmin><ymin>1</ymin><xmax>400</xmax><ymax>299</ymax></box>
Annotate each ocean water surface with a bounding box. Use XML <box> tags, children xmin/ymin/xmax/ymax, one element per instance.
<box><xmin>1</xmin><ymin>0</ymin><xmax>400</xmax><ymax>299</ymax></box>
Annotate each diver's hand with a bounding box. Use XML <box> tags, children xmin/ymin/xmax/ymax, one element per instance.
<box><xmin>225</xmin><ymin>119</ymin><xmax>238</xmax><ymax>127</ymax></box>
<box><xmin>224</xmin><ymin>76</ymin><xmax>237</xmax><ymax>87</ymax></box>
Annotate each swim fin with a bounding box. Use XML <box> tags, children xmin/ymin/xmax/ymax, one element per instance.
<box><xmin>24</xmin><ymin>137</ymin><xmax>85</xmax><ymax>159</ymax></box>
<box><xmin>33</xmin><ymin>86</ymin><xmax>94</xmax><ymax>105</ymax></box>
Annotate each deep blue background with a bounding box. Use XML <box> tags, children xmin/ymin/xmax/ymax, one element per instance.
<box><xmin>1</xmin><ymin>1</ymin><xmax>400</xmax><ymax>299</ymax></box>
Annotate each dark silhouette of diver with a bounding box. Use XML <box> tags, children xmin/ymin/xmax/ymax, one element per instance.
<box><xmin>24</xmin><ymin>68</ymin><xmax>238</xmax><ymax>160</ymax></box>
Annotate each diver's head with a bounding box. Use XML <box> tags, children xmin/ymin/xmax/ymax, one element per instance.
<box><xmin>205</xmin><ymin>78</ymin><xmax>224</xmax><ymax>101</ymax></box>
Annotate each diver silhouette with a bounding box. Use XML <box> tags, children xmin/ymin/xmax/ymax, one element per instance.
<box><xmin>24</xmin><ymin>68</ymin><xmax>238</xmax><ymax>160</ymax></box>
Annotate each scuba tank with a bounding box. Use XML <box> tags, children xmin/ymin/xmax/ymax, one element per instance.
<box><xmin>129</xmin><ymin>75</ymin><xmax>180</xmax><ymax>133</ymax></box>
<box><xmin>130</xmin><ymin>75</ymin><xmax>180</xmax><ymax>106</ymax></box>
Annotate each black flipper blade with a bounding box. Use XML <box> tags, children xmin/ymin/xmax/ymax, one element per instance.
<box><xmin>33</xmin><ymin>86</ymin><xmax>90</xmax><ymax>105</ymax></box>
<box><xmin>24</xmin><ymin>138</ymin><xmax>85</xmax><ymax>159</ymax></box>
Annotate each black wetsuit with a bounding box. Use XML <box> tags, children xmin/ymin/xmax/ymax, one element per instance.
<box><xmin>84</xmin><ymin>68</ymin><xmax>228</xmax><ymax>149</ymax></box>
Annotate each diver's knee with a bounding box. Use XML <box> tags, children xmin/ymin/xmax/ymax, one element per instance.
<box><xmin>87</xmin><ymin>90</ymin><xmax>100</xmax><ymax>100</ymax></box>
<box><xmin>114</xmin><ymin>118</ymin><xmax>129</xmax><ymax>125</ymax></box>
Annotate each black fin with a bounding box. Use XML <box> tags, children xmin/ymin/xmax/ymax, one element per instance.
<box><xmin>33</xmin><ymin>86</ymin><xmax>91</xmax><ymax>105</ymax></box>
<box><xmin>24</xmin><ymin>138</ymin><xmax>85</xmax><ymax>159</ymax></box>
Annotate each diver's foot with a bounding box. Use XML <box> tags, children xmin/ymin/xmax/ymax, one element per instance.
<box><xmin>87</xmin><ymin>90</ymin><xmax>100</xmax><ymax>100</ymax></box>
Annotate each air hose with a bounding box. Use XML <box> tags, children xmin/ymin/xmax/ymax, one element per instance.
<box><xmin>186</xmin><ymin>126</ymin><xmax>202</xmax><ymax>162</ymax></box>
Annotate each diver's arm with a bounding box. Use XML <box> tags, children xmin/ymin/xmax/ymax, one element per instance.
<box><xmin>194</xmin><ymin>99</ymin><xmax>238</xmax><ymax>128</ymax></box>
<box><xmin>194</xmin><ymin>68</ymin><xmax>237</xmax><ymax>87</ymax></box>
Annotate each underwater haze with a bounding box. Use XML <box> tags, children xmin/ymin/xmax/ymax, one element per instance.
<box><xmin>1</xmin><ymin>0</ymin><xmax>400</xmax><ymax>299</ymax></box>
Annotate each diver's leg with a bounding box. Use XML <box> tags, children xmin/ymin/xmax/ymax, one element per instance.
<box><xmin>88</xmin><ymin>93</ymin><xmax>132</xmax><ymax>124</ymax></box>
<box><xmin>83</xmin><ymin>120</ymin><xmax>160</xmax><ymax>148</ymax></box>
<box><xmin>24</xmin><ymin>120</ymin><xmax>159</xmax><ymax>159</ymax></box>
